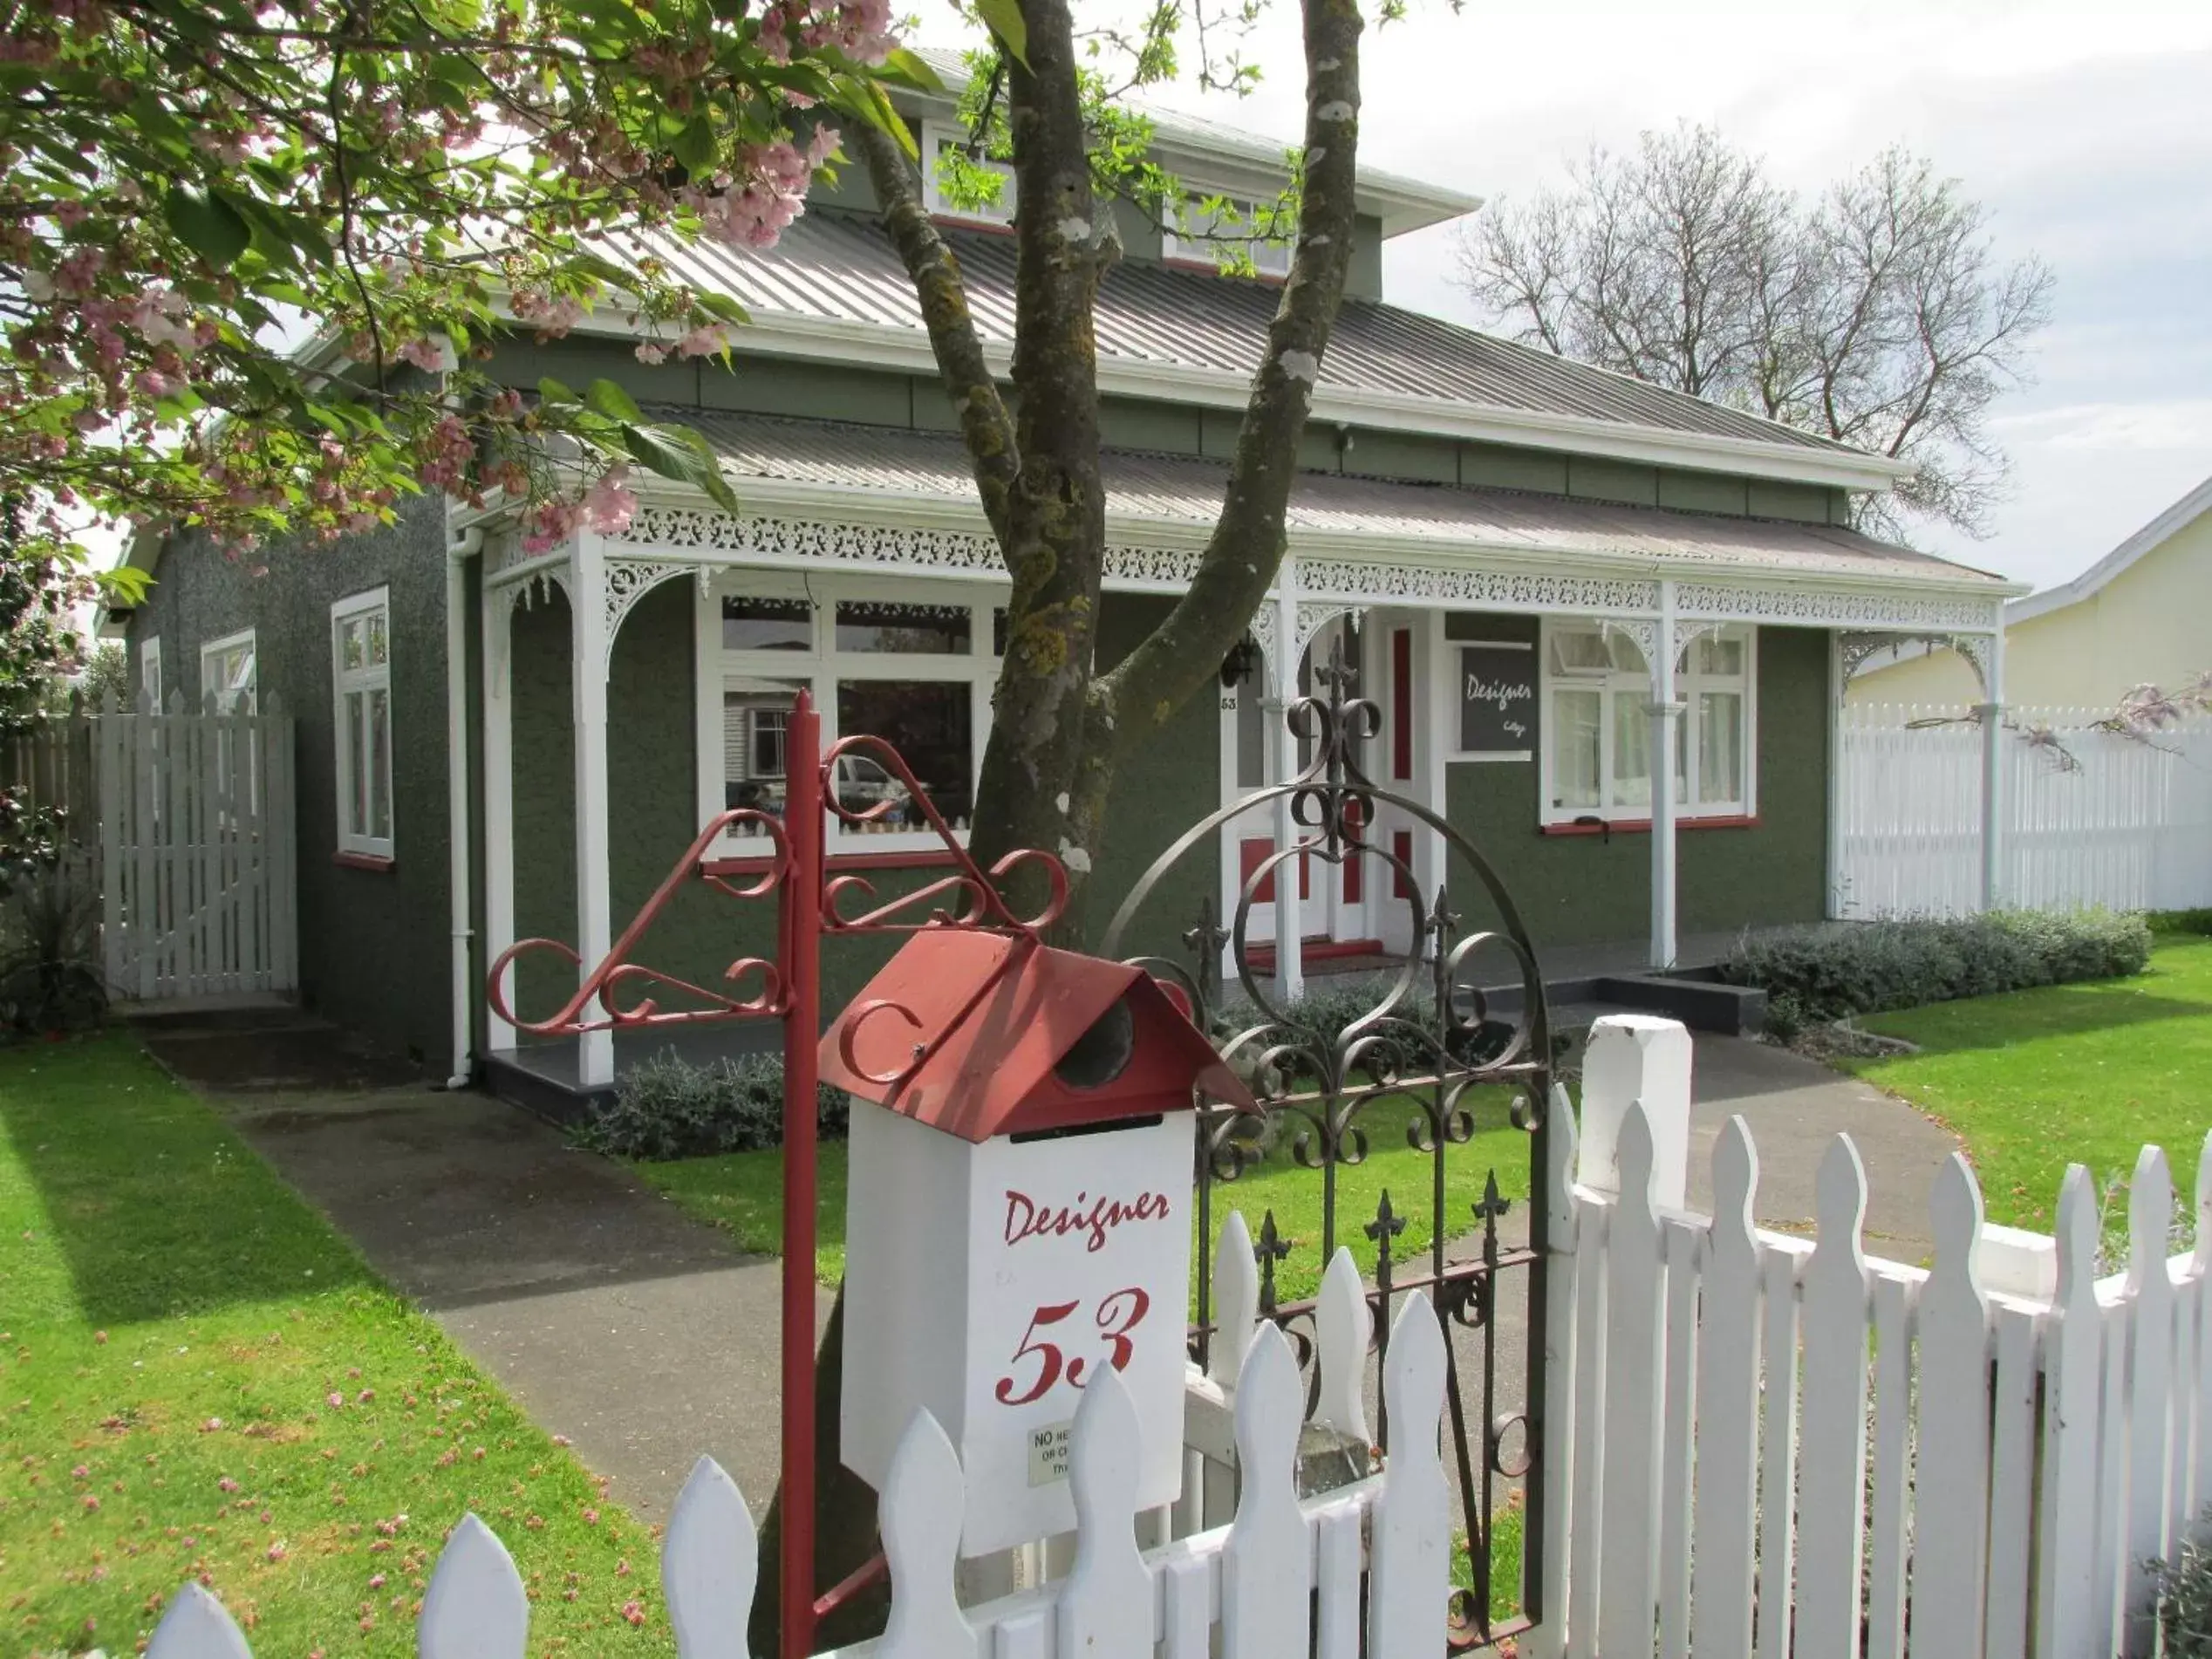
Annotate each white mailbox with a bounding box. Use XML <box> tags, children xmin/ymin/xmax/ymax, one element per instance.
<box><xmin>822</xmin><ymin>930</ymin><xmax>1254</xmax><ymax>1557</ymax></box>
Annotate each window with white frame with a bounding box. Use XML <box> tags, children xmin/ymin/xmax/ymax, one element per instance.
<box><xmin>331</xmin><ymin>589</ymin><xmax>394</xmax><ymax>857</ymax></box>
<box><xmin>1539</xmin><ymin>619</ymin><xmax>1755</xmax><ymax>825</ymax></box>
<box><xmin>1161</xmin><ymin>187</ymin><xmax>1294</xmax><ymax>278</ymax></box>
<box><xmin>139</xmin><ymin>636</ymin><xmax>162</xmax><ymax>707</ymax></box>
<box><xmin>201</xmin><ymin>628</ymin><xmax>257</xmax><ymax>714</ymax></box>
<box><xmin>714</xmin><ymin>577</ymin><xmax>1003</xmax><ymax>850</ymax></box>
<box><xmin>921</xmin><ymin>120</ymin><xmax>1015</xmax><ymax>226</ymax></box>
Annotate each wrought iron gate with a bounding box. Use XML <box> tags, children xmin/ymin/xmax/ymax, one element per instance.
<box><xmin>1101</xmin><ymin>648</ymin><xmax>1554</xmax><ymax>1649</ymax></box>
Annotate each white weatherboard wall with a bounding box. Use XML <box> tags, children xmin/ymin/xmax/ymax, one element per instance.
<box><xmin>144</xmin><ymin>1279</ymin><xmax>1456</xmax><ymax>1659</ymax></box>
<box><xmin>1537</xmin><ymin>1062</ymin><xmax>2212</xmax><ymax>1659</ymax></box>
<box><xmin>1836</xmin><ymin>706</ymin><xmax>2212</xmax><ymax>917</ymax></box>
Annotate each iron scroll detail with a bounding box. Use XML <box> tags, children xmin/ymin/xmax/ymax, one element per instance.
<box><xmin>1102</xmin><ymin>640</ymin><xmax>1554</xmax><ymax>1649</ymax></box>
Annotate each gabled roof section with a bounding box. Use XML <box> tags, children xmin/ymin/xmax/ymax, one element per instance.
<box><xmin>669</xmin><ymin>409</ymin><xmax>2011</xmax><ymax>594</ymax></box>
<box><xmin>904</xmin><ymin>47</ymin><xmax>1479</xmax><ymax>237</ymax></box>
<box><xmin>2007</xmin><ymin>472</ymin><xmax>2212</xmax><ymax>625</ymax></box>
<box><xmin>622</xmin><ymin>215</ymin><xmax>1914</xmax><ymax>492</ymax></box>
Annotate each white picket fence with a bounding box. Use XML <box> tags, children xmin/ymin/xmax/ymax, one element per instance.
<box><xmin>96</xmin><ymin>691</ymin><xmax>297</xmax><ymax>1000</ymax></box>
<box><xmin>1540</xmin><ymin>1089</ymin><xmax>2212</xmax><ymax>1659</ymax></box>
<box><xmin>144</xmin><ymin>1237</ymin><xmax>1454</xmax><ymax>1659</ymax></box>
<box><xmin>1837</xmin><ymin>704</ymin><xmax>2212</xmax><ymax>918</ymax></box>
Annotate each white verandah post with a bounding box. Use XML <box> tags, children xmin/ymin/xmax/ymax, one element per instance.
<box><xmin>1272</xmin><ymin>569</ymin><xmax>1304</xmax><ymax>1004</ymax></box>
<box><xmin>1980</xmin><ymin>625</ymin><xmax>2008</xmax><ymax>911</ymax></box>
<box><xmin>1649</xmin><ymin>582</ymin><xmax>1683</xmax><ymax>971</ymax></box>
<box><xmin>481</xmin><ymin>565</ymin><xmax>516</xmax><ymax>1054</ymax></box>
<box><xmin>571</xmin><ymin>532</ymin><xmax>615</xmax><ymax>1088</ymax></box>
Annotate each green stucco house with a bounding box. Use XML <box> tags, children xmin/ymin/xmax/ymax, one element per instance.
<box><xmin>105</xmin><ymin>72</ymin><xmax>2021</xmax><ymax>1106</ymax></box>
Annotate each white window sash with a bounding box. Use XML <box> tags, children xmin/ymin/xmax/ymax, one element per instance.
<box><xmin>331</xmin><ymin>589</ymin><xmax>394</xmax><ymax>858</ymax></box>
<box><xmin>708</xmin><ymin>577</ymin><xmax>1007</xmax><ymax>857</ymax></box>
<box><xmin>1161</xmin><ymin>187</ymin><xmax>1294</xmax><ymax>277</ymax></box>
<box><xmin>919</xmin><ymin>119</ymin><xmax>1014</xmax><ymax>226</ymax></box>
<box><xmin>1538</xmin><ymin>620</ymin><xmax>1757</xmax><ymax>826</ymax></box>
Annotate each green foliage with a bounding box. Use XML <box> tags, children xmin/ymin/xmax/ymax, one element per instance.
<box><xmin>2158</xmin><ymin>1509</ymin><xmax>2212</xmax><ymax>1656</ymax></box>
<box><xmin>572</xmin><ymin>1049</ymin><xmax>850</xmax><ymax>1163</ymax></box>
<box><xmin>0</xmin><ymin>856</ymin><xmax>106</xmax><ymax>1034</ymax></box>
<box><xmin>2152</xmin><ymin>909</ymin><xmax>2212</xmax><ymax>938</ymax></box>
<box><xmin>1</xmin><ymin>0</ymin><xmax>911</xmax><ymax>558</ymax></box>
<box><xmin>1719</xmin><ymin>910</ymin><xmax>2153</xmax><ymax>1023</ymax></box>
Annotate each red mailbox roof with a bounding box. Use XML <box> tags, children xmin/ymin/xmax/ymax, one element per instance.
<box><xmin>818</xmin><ymin>931</ymin><xmax>1255</xmax><ymax>1142</ymax></box>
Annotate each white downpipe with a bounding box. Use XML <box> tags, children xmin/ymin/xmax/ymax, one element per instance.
<box><xmin>444</xmin><ymin>526</ymin><xmax>482</xmax><ymax>1089</ymax></box>
<box><xmin>1979</xmin><ymin>627</ymin><xmax>2008</xmax><ymax>911</ymax></box>
<box><xmin>1649</xmin><ymin>582</ymin><xmax>1683</xmax><ymax>972</ymax></box>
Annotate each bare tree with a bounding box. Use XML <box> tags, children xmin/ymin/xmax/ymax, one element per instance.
<box><xmin>1458</xmin><ymin>126</ymin><xmax>2055</xmax><ymax>541</ymax></box>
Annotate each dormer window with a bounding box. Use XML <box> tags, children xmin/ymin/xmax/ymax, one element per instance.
<box><xmin>1162</xmin><ymin>188</ymin><xmax>1294</xmax><ymax>278</ymax></box>
<box><xmin>922</xmin><ymin>119</ymin><xmax>1015</xmax><ymax>228</ymax></box>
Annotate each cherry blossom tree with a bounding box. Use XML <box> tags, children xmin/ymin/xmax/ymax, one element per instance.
<box><xmin>0</xmin><ymin>0</ymin><xmax>919</xmax><ymax>599</ymax></box>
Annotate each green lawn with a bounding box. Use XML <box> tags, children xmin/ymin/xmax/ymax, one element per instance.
<box><xmin>0</xmin><ymin>1035</ymin><xmax>675</xmax><ymax>1657</ymax></box>
<box><xmin>635</xmin><ymin>1089</ymin><xmax>1537</xmax><ymax>1306</ymax></box>
<box><xmin>1846</xmin><ymin>936</ymin><xmax>2212</xmax><ymax>1235</ymax></box>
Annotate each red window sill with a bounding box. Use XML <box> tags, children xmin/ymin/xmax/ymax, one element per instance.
<box><xmin>332</xmin><ymin>850</ymin><xmax>396</xmax><ymax>871</ymax></box>
<box><xmin>705</xmin><ymin>847</ymin><xmax>959</xmax><ymax>878</ymax></box>
<box><xmin>1540</xmin><ymin>815</ymin><xmax>1760</xmax><ymax>837</ymax></box>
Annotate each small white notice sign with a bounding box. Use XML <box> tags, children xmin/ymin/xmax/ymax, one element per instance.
<box><xmin>1026</xmin><ymin>1419</ymin><xmax>1073</xmax><ymax>1487</ymax></box>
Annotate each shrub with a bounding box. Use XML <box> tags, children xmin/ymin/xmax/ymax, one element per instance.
<box><xmin>2152</xmin><ymin>909</ymin><xmax>2212</xmax><ymax>938</ymax></box>
<box><xmin>2158</xmin><ymin>1509</ymin><xmax>2212</xmax><ymax>1657</ymax></box>
<box><xmin>1718</xmin><ymin>909</ymin><xmax>2152</xmax><ymax>1024</ymax></box>
<box><xmin>572</xmin><ymin>1049</ymin><xmax>849</xmax><ymax>1162</ymax></box>
<box><xmin>0</xmin><ymin>854</ymin><xmax>106</xmax><ymax>1034</ymax></box>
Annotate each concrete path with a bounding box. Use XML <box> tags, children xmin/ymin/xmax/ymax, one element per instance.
<box><xmin>212</xmin><ymin>1079</ymin><xmax>823</xmax><ymax>1526</ymax></box>
<box><xmin>151</xmin><ymin>1014</ymin><xmax>1953</xmax><ymax>1540</ymax></box>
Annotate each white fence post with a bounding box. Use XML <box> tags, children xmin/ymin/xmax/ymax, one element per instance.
<box><xmin>1797</xmin><ymin>1138</ymin><xmax>1872</xmax><ymax>1659</ymax></box>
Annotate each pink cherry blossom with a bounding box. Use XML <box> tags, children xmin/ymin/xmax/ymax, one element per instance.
<box><xmin>580</xmin><ymin>467</ymin><xmax>637</xmax><ymax>535</ymax></box>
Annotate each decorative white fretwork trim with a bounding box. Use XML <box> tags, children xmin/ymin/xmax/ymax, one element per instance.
<box><xmin>1295</xmin><ymin>559</ymin><xmax>1661</xmax><ymax>617</ymax></box>
<box><xmin>1603</xmin><ymin>618</ymin><xmax>1660</xmax><ymax>661</ymax></box>
<box><xmin>605</xmin><ymin>509</ymin><xmax>2011</xmax><ymax>638</ymax></box>
<box><xmin>1836</xmin><ymin>629</ymin><xmax>1994</xmax><ymax>693</ymax></box>
<box><xmin>1674</xmin><ymin>581</ymin><xmax>2002</xmax><ymax>633</ymax></box>
<box><xmin>1249</xmin><ymin>604</ymin><xmax>1280</xmax><ymax>676</ymax></box>
<box><xmin>1294</xmin><ymin>601</ymin><xmax>1364</xmax><ymax>659</ymax></box>
<box><xmin>602</xmin><ymin>558</ymin><xmax>708</xmax><ymax>668</ymax></box>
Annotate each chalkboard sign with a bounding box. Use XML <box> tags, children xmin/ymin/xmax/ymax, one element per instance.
<box><xmin>1458</xmin><ymin>642</ymin><xmax>1537</xmax><ymax>757</ymax></box>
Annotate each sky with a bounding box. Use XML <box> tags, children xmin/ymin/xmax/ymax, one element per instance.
<box><xmin>915</xmin><ymin>1</ymin><xmax>2212</xmax><ymax>595</ymax></box>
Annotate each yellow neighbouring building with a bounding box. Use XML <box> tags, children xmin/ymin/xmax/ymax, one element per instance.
<box><xmin>1849</xmin><ymin>473</ymin><xmax>2212</xmax><ymax>713</ymax></box>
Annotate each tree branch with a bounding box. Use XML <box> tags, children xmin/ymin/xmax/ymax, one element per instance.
<box><xmin>1101</xmin><ymin>0</ymin><xmax>1365</xmax><ymax>739</ymax></box>
<box><xmin>849</xmin><ymin>119</ymin><xmax>1020</xmax><ymax>547</ymax></box>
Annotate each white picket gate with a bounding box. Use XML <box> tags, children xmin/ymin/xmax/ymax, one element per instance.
<box><xmin>96</xmin><ymin>690</ymin><xmax>298</xmax><ymax>1000</ymax></box>
<box><xmin>1540</xmin><ymin>1092</ymin><xmax>2212</xmax><ymax>1659</ymax></box>
<box><xmin>1837</xmin><ymin>704</ymin><xmax>2212</xmax><ymax>918</ymax></box>
<box><xmin>144</xmin><ymin>1232</ymin><xmax>1455</xmax><ymax>1659</ymax></box>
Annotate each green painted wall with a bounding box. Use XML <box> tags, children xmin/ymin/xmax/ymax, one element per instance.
<box><xmin>1444</xmin><ymin>620</ymin><xmax>1830</xmax><ymax>952</ymax></box>
<box><xmin>119</xmin><ymin>495</ymin><xmax>456</xmax><ymax>1063</ymax></box>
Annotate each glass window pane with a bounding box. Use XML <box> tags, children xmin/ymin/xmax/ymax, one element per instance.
<box><xmin>1552</xmin><ymin>688</ymin><xmax>1601</xmax><ymax>810</ymax></box>
<box><xmin>1699</xmin><ymin>692</ymin><xmax>1744</xmax><ymax>804</ymax></box>
<box><xmin>836</xmin><ymin>680</ymin><xmax>973</xmax><ymax>827</ymax></box>
<box><xmin>723</xmin><ymin>597</ymin><xmax>813</xmax><ymax>652</ymax></box>
<box><xmin>1548</xmin><ymin>628</ymin><xmax>1612</xmax><ymax>674</ymax></box>
<box><xmin>1606</xmin><ymin>630</ymin><xmax>1649</xmax><ymax>675</ymax></box>
<box><xmin>723</xmin><ymin>677</ymin><xmax>804</xmax><ymax>834</ymax></box>
<box><xmin>1694</xmin><ymin>632</ymin><xmax>1745</xmax><ymax>677</ymax></box>
<box><xmin>341</xmin><ymin>618</ymin><xmax>365</xmax><ymax>672</ymax></box>
<box><xmin>366</xmin><ymin>611</ymin><xmax>388</xmax><ymax>667</ymax></box>
<box><xmin>345</xmin><ymin>691</ymin><xmax>367</xmax><ymax>835</ymax></box>
<box><xmin>835</xmin><ymin>600</ymin><xmax>972</xmax><ymax>655</ymax></box>
<box><xmin>1611</xmin><ymin>689</ymin><xmax>1650</xmax><ymax>810</ymax></box>
<box><xmin>993</xmin><ymin>608</ymin><xmax>1007</xmax><ymax>658</ymax></box>
<box><xmin>368</xmin><ymin>688</ymin><xmax>391</xmax><ymax>837</ymax></box>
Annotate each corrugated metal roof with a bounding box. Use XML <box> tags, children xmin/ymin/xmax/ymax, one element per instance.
<box><xmin>631</xmin><ymin>213</ymin><xmax>1855</xmax><ymax>458</ymax></box>
<box><xmin>679</xmin><ymin>410</ymin><xmax>2002</xmax><ymax>587</ymax></box>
